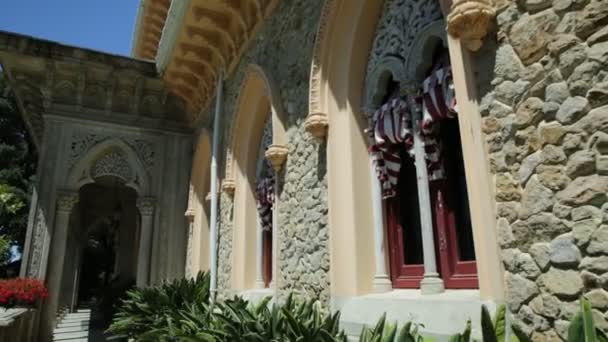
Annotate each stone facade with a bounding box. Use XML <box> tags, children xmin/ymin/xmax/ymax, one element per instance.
<box><xmin>481</xmin><ymin>0</ymin><xmax>608</xmax><ymax>337</ymax></box>
<box><xmin>215</xmin><ymin>0</ymin><xmax>329</xmax><ymax>301</ymax></box>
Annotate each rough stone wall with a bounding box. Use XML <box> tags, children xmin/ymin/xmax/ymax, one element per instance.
<box><xmin>215</xmin><ymin>0</ymin><xmax>329</xmax><ymax>301</ymax></box>
<box><xmin>480</xmin><ymin>0</ymin><xmax>608</xmax><ymax>339</ymax></box>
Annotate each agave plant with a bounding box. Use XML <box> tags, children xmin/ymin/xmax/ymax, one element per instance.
<box><xmin>567</xmin><ymin>296</ymin><xmax>608</xmax><ymax>342</ymax></box>
<box><xmin>107</xmin><ymin>271</ymin><xmax>211</xmax><ymax>340</ymax></box>
<box><xmin>358</xmin><ymin>313</ymin><xmax>431</xmax><ymax>342</ymax></box>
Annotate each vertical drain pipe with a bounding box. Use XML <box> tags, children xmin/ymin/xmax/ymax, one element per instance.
<box><xmin>209</xmin><ymin>71</ymin><xmax>223</xmax><ymax>302</ymax></box>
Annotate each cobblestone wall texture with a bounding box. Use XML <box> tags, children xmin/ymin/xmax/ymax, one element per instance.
<box><xmin>215</xmin><ymin>0</ymin><xmax>329</xmax><ymax>302</ymax></box>
<box><xmin>480</xmin><ymin>0</ymin><xmax>608</xmax><ymax>339</ymax></box>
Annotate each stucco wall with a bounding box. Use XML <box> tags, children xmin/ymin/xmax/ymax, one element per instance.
<box><xmin>479</xmin><ymin>1</ymin><xmax>608</xmax><ymax>339</ymax></box>
<box><xmin>215</xmin><ymin>0</ymin><xmax>329</xmax><ymax>302</ymax></box>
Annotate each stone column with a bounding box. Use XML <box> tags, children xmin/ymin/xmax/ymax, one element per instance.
<box><xmin>265</xmin><ymin>144</ymin><xmax>288</xmax><ymax>293</ymax></box>
<box><xmin>369</xmin><ymin>159</ymin><xmax>392</xmax><ymax>292</ymax></box>
<box><xmin>136</xmin><ymin>196</ymin><xmax>155</xmax><ymax>287</ymax></box>
<box><xmin>408</xmin><ymin>96</ymin><xmax>444</xmax><ymax>295</ymax></box>
<box><xmin>255</xmin><ymin>217</ymin><xmax>265</xmax><ymax>289</ymax></box>
<box><xmin>41</xmin><ymin>190</ymin><xmax>79</xmax><ymax>340</ymax></box>
<box><xmin>184</xmin><ymin>211</ymin><xmax>195</xmax><ymax>279</ymax></box>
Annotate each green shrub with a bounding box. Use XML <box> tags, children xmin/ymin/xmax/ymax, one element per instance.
<box><xmin>107</xmin><ymin>271</ymin><xmax>210</xmax><ymax>340</ymax></box>
<box><xmin>110</xmin><ymin>274</ymin><xmax>608</xmax><ymax>342</ymax></box>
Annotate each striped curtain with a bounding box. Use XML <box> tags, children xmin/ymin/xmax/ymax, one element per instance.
<box><xmin>256</xmin><ymin>177</ymin><xmax>274</xmax><ymax>232</ymax></box>
<box><xmin>369</xmin><ymin>65</ymin><xmax>457</xmax><ymax>199</ymax></box>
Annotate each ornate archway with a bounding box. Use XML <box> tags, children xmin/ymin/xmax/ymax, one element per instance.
<box><xmin>223</xmin><ymin>64</ymin><xmax>288</xmax><ymax>291</ymax></box>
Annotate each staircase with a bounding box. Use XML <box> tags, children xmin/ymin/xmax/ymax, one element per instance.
<box><xmin>53</xmin><ymin>309</ymin><xmax>91</xmax><ymax>341</ymax></box>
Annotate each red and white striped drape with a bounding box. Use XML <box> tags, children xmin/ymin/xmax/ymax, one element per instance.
<box><xmin>256</xmin><ymin>177</ymin><xmax>274</xmax><ymax>232</ymax></box>
<box><xmin>369</xmin><ymin>65</ymin><xmax>457</xmax><ymax>198</ymax></box>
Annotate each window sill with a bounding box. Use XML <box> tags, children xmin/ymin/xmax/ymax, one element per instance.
<box><xmin>334</xmin><ymin>289</ymin><xmax>496</xmax><ymax>340</ymax></box>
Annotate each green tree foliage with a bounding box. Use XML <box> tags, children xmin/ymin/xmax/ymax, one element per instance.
<box><xmin>0</xmin><ymin>71</ymin><xmax>37</xmax><ymax>265</ymax></box>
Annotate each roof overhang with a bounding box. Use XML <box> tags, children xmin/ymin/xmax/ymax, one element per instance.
<box><xmin>0</xmin><ymin>31</ymin><xmax>191</xmax><ymax>148</ymax></box>
<box><xmin>153</xmin><ymin>0</ymin><xmax>279</xmax><ymax>125</ymax></box>
<box><xmin>131</xmin><ymin>0</ymin><xmax>171</xmax><ymax>60</ymax></box>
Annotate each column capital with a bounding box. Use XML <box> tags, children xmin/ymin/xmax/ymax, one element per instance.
<box><xmin>184</xmin><ymin>210</ymin><xmax>195</xmax><ymax>222</ymax></box>
<box><xmin>446</xmin><ymin>0</ymin><xmax>495</xmax><ymax>51</ymax></box>
<box><xmin>221</xmin><ymin>179</ymin><xmax>236</xmax><ymax>195</ymax></box>
<box><xmin>137</xmin><ymin>196</ymin><xmax>156</xmax><ymax>216</ymax></box>
<box><xmin>304</xmin><ymin>112</ymin><xmax>329</xmax><ymax>139</ymax></box>
<box><xmin>56</xmin><ymin>191</ymin><xmax>79</xmax><ymax>213</ymax></box>
<box><xmin>265</xmin><ymin>144</ymin><xmax>289</xmax><ymax>173</ymax></box>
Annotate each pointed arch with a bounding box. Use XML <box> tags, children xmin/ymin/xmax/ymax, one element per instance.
<box><xmin>223</xmin><ymin>63</ymin><xmax>286</xmax><ymax>291</ymax></box>
<box><xmin>66</xmin><ymin>138</ymin><xmax>150</xmax><ymax>195</ymax></box>
<box><xmin>224</xmin><ymin>63</ymin><xmax>287</xmax><ymax>189</ymax></box>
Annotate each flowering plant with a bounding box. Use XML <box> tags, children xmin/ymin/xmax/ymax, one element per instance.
<box><xmin>0</xmin><ymin>278</ymin><xmax>48</xmax><ymax>309</ymax></box>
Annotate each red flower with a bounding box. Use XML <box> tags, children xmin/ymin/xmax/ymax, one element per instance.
<box><xmin>0</xmin><ymin>278</ymin><xmax>48</xmax><ymax>309</ymax></box>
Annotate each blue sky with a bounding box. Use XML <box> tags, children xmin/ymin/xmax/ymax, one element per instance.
<box><xmin>0</xmin><ymin>1</ymin><xmax>140</xmax><ymax>56</ymax></box>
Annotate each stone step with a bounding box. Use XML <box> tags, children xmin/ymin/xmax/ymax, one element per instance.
<box><xmin>54</xmin><ymin>325</ymin><xmax>90</xmax><ymax>334</ymax></box>
<box><xmin>53</xmin><ymin>330</ymin><xmax>89</xmax><ymax>340</ymax></box>
<box><xmin>57</xmin><ymin>321</ymin><xmax>89</xmax><ymax>328</ymax></box>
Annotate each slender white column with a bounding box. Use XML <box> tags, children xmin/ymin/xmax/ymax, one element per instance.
<box><xmin>269</xmin><ymin>179</ymin><xmax>279</xmax><ymax>291</ymax></box>
<box><xmin>209</xmin><ymin>72</ymin><xmax>224</xmax><ymax>302</ymax></box>
<box><xmin>41</xmin><ymin>190</ymin><xmax>78</xmax><ymax>340</ymax></box>
<box><xmin>255</xmin><ymin>217</ymin><xmax>265</xmax><ymax>289</ymax></box>
<box><xmin>369</xmin><ymin>159</ymin><xmax>392</xmax><ymax>292</ymax></box>
<box><xmin>409</xmin><ymin>99</ymin><xmax>444</xmax><ymax>294</ymax></box>
<box><xmin>136</xmin><ymin>197</ymin><xmax>155</xmax><ymax>287</ymax></box>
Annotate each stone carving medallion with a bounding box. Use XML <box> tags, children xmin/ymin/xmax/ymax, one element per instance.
<box><xmin>91</xmin><ymin>150</ymin><xmax>133</xmax><ymax>182</ymax></box>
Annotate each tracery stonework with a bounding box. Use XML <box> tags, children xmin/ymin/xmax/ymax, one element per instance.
<box><xmin>365</xmin><ymin>0</ymin><xmax>443</xmax><ymax>87</ymax></box>
<box><xmin>68</xmin><ymin>133</ymin><xmax>156</xmax><ymax>170</ymax></box>
<box><xmin>91</xmin><ymin>150</ymin><xmax>133</xmax><ymax>182</ymax></box>
<box><xmin>26</xmin><ymin>209</ymin><xmax>46</xmax><ymax>278</ymax></box>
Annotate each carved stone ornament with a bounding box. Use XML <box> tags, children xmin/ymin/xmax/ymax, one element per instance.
<box><xmin>137</xmin><ymin>196</ymin><xmax>156</xmax><ymax>216</ymax></box>
<box><xmin>222</xmin><ymin>179</ymin><xmax>236</xmax><ymax>195</ymax></box>
<box><xmin>56</xmin><ymin>191</ymin><xmax>79</xmax><ymax>213</ymax></box>
<box><xmin>304</xmin><ymin>112</ymin><xmax>329</xmax><ymax>139</ymax></box>
<box><xmin>447</xmin><ymin>0</ymin><xmax>495</xmax><ymax>51</ymax></box>
<box><xmin>185</xmin><ymin>209</ymin><xmax>196</xmax><ymax>221</ymax></box>
<box><xmin>265</xmin><ymin>144</ymin><xmax>289</xmax><ymax>172</ymax></box>
<box><xmin>91</xmin><ymin>150</ymin><xmax>133</xmax><ymax>182</ymax></box>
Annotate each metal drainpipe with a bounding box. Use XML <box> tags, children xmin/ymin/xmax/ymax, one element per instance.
<box><xmin>209</xmin><ymin>71</ymin><xmax>223</xmax><ymax>302</ymax></box>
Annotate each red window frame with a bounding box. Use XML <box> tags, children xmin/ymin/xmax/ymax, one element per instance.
<box><xmin>385</xmin><ymin>119</ymin><xmax>478</xmax><ymax>289</ymax></box>
<box><xmin>262</xmin><ymin>229</ymin><xmax>273</xmax><ymax>287</ymax></box>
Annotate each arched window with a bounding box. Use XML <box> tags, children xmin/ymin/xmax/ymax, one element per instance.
<box><xmin>255</xmin><ymin>117</ymin><xmax>274</xmax><ymax>288</ymax></box>
<box><xmin>373</xmin><ymin>47</ymin><xmax>478</xmax><ymax>289</ymax></box>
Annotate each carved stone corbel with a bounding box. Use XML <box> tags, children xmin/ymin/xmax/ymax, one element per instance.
<box><xmin>304</xmin><ymin>112</ymin><xmax>329</xmax><ymax>139</ymax></box>
<box><xmin>265</xmin><ymin>144</ymin><xmax>289</xmax><ymax>172</ymax></box>
<box><xmin>446</xmin><ymin>0</ymin><xmax>495</xmax><ymax>51</ymax></box>
<box><xmin>222</xmin><ymin>179</ymin><xmax>236</xmax><ymax>195</ymax></box>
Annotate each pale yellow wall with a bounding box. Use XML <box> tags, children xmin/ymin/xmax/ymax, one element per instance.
<box><xmin>227</xmin><ymin>65</ymin><xmax>287</xmax><ymax>291</ymax></box>
<box><xmin>189</xmin><ymin>131</ymin><xmax>212</xmax><ymax>274</ymax></box>
<box><xmin>313</xmin><ymin>0</ymin><xmax>504</xmax><ymax>300</ymax></box>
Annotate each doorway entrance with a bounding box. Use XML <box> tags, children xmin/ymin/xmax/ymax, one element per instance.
<box><xmin>74</xmin><ymin>178</ymin><xmax>139</xmax><ymax>332</ymax></box>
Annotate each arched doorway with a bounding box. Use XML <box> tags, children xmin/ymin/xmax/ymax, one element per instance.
<box><xmin>74</xmin><ymin>178</ymin><xmax>139</xmax><ymax>331</ymax></box>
